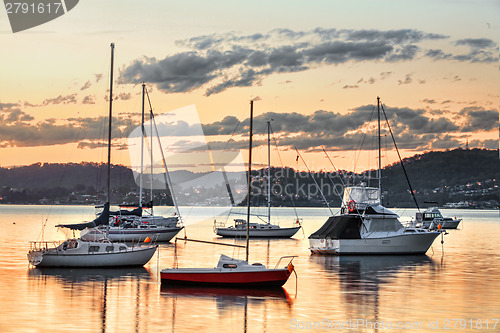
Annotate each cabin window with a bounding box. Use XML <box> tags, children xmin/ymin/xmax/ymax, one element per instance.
<box><xmin>223</xmin><ymin>264</ymin><xmax>237</xmax><ymax>268</ymax></box>
<box><xmin>105</xmin><ymin>246</ymin><xmax>114</xmax><ymax>252</ymax></box>
<box><xmin>89</xmin><ymin>246</ymin><xmax>100</xmax><ymax>252</ymax></box>
<box><xmin>119</xmin><ymin>246</ymin><xmax>127</xmax><ymax>251</ymax></box>
<box><xmin>368</xmin><ymin>218</ymin><xmax>404</xmax><ymax>232</ymax></box>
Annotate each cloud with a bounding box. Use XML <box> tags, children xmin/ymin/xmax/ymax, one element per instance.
<box><xmin>80</xmin><ymin>81</ymin><xmax>91</xmax><ymax>91</ymax></box>
<box><xmin>82</xmin><ymin>95</ymin><xmax>96</xmax><ymax>104</ymax></box>
<box><xmin>118</xmin><ymin>28</ymin><xmax>453</xmax><ymax>96</ymax></box>
<box><xmin>398</xmin><ymin>74</ymin><xmax>413</xmax><ymax>85</ymax></box>
<box><xmin>0</xmin><ymin>102</ymin><xmax>20</xmax><ymax>110</ymax></box>
<box><xmin>460</xmin><ymin>107</ymin><xmax>499</xmax><ymax>132</ymax></box>
<box><xmin>43</xmin><ymin>94</ymin><xmax>78</xmax><ymax>105</ymax></box>
<box><xmin>197</xmin><ymin>102</ymin><xmax>497</xmax><ymax>153</ymax></box>
<box><xmin>95</xmin><ymin>74</ymin><xmax>103</xmax><ymax>82</ymax></box>
<box><xmin>455</xmin><ymin>38</ymin><xmax>496</xmax><ymax>49</ymax></box>
<box><xmin>0</xmin><ymin>115</ymin><xmax>137</xmax><ymax>148</ymax></box>
<box><xmin>115</xmin><ymin>92</ymin><xmax>132</xmax><ymax>101</ymax></box>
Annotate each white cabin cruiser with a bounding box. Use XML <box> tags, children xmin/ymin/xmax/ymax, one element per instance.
<box><xmin>309</xmin><ymin>187</ymin><xmax>440</xmax><ymax>255</ymax></box>
<box><xmin>416</xmin><ymin>207</ymin><xmax>461</xmax><ymax>229</ymax></box>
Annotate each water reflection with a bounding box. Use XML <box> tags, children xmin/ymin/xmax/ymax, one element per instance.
<box><xmin>160</xmin><ymin>285</ymin><xmax>294</xmax><ymax>332</ymax></box>
<box><xmin>311</xmin><ymin>255</ymin><xmax>437</xmax><ymax>327</ymax></box>
<box><xmin>27</xmin><ymin>267</ymin><xmax>154</xmax><ymax>333</ymax></box>
<box><xmin>28</xmin><ymin>267</ymin><xmax>152</xmax><ymax>282</ymax></box>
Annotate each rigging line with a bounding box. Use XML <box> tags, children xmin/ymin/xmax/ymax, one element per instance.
<box><xmin>294</xmin><ymin>147</ymin><xmax>334</xmax><ymax>215</ymax></box>
<box><xmin>145</xmin><ymin>89</ymin><xmax>184</xmax><ymax>225</ymax></box>
<box><xmin>352</xmin><ymin>106</ymin><xmax>375</xmax><ymax>175</ymax></box>
<box><xmin>269</xmin><ymin>123</ymin><xmax>300</xmax><ymax>221</ymax></box>
<box><xmin>380</xmin><ymin>101</ymin><xmax>420</xmax><ymax>212</ymax></box>
<box><xmin>321</xmin><ymin>147</ymin><xmax>348</xmax><ymax>194</ymax></box>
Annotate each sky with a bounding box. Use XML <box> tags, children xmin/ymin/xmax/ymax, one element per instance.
<box><xmin>0</xmin><ymin>0</ymin><xmax>498</xmax><ymax>173</ymax></box>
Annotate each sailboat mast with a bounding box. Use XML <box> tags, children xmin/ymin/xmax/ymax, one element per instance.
<box><xmin>246</xmin><ymin>101</ymin><xmax>254</xmax><ymax>262</ymax></box>
<box><xmin>267</xmin><ymin>120</ymin><xmax>271</xmax><ymax>225</ymax></box>
<box><xmin>140</xmin><ymin>83</ymin><xmax>145</xmax><ymax>208</ymax></box>
<box><xmin>377</xmin><ymin>96</ymin><xmax>382</xmax><ymax>202</ymax></box>
<box><xmin>107</xmin><ymin>43</ymin><xmax>114</xmax><ymax>203</ymax></box>
<box><xmin>150</xmin><ymin>101</ymin><xmax>154</xmax><ymax>215</ymax></box>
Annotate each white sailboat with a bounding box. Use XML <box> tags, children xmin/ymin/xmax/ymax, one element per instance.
<box><xmin>309</xmin><ymin>97</ymin><xmax>441</xmax><ymax>255</ymax></box>
<box><xmin>214</xmin><ymin>120</ymin><xmax>301</xmax><ymax>238</ymax></box>
<box><xmin>27</xmin><ymin>43</ymin><xmax>157</xmax><ymax>267</ymax></box>
<box><xmin>81</xmin><ymin>83</ymin><xmax>184</xmax><ymax>242</ymax></box>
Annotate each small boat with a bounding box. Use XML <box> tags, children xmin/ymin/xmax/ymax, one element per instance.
<box><xmin>214</xmin><ymin>120</ymin><xmax>301</xmax><ymax>238</ymax></box>
<box><xmin>27</xmin><ymin>43</ymin><xmax>157</xmax><ymax>267</ymax></box>
<box><xmin>161</xmin><ymin>101</ymin><xmax>297</xmax><ymax>287</ymax></box>
<box><xmin>161</xmin><ymin>253</ymin><xmax>294</xmax><ymax>287</ymax></box>
<box><xmin>309</xmin><ymin>98</ymin><xmax>441</xmax><ymax>255</ymax></box>
<box><xmin>28</xmin><ymin>203</ymin><xmax>157</xmax><ymax>267</ymax></box>
<box><xmin>416</xmin><ymin>206</ymin><xmax>462</xmax><ymax>229</ymax></box>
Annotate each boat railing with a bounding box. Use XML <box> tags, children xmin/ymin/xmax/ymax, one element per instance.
<box><xmin>213</xmin><ymin>220</ymin><xmax>226</xmax><ymax>232</ymax></box>
<box><xmin>274</xmin><ymin>255</ymin><xmax>298</xmax><ymax>269</ymax></box>
<box><xmin>29</xmin><ymin>240</ymin><xmax>60</xmax><ymax>251</ymax></box>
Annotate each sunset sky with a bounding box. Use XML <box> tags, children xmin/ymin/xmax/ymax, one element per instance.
<box><xmin>0</xmin><ymin>0</ymin><xmax>498</xmax><ymax>173</ymax></box>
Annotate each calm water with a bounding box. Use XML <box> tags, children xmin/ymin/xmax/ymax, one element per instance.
<box><xmin>1</xmin><ymin>205</ymin><xmax>499</xmax><ymax>332</ymax></box>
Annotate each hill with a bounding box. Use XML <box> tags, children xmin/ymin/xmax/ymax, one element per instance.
<box><xmin>0</xmin><ymin>148</ymin><xmax>498</xmax><ymax>208</ymax></box>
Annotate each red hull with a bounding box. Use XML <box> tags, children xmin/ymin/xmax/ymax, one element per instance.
<box><xmin>160</xmin><ymin>269</ymin><xmax>292</xmax><ymax>287</ymax></box>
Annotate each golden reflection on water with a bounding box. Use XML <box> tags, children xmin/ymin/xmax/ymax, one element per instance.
<box><xmin>0</xmin><ymin>206</ymin><xmax>499</xmax><ymax>332</ymax></box>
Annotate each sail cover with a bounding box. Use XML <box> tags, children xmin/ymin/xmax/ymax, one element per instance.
<box><xmin>110</xmin><ymin>206</ymin><xmax>142</xmax><ymax>217</ymax></box>
<box><xmin>56</xmin><ymin>202</ymin><xmax>110</xmax><ymax>230</ymax></box>
<box><xmin>308</xmin><ymin>215</ymin><xmax>362</xmax><ymax>239</ymax></box>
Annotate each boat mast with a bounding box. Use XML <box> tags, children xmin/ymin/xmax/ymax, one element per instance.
<box><xmin>150</xmin><ymin>98</ymin><xmax>154</xmax><ymax>215</ymax></box>
<box><xmin>140</xmin><ymin>83</ymin><xmax>145</xmax><ymax>209</ymax></box>
<box><xmin>267</xmin><ymin>120</ymin><xmax>271</xmax><ymax>225</ymax></box>
<box><xmin>107</xmin><ymin>43</ymin><xmax>114</xmax><ymax>203</ymax></box>
<box><xmin>377</xmin><ymin>96</ymin><xmax>382</xmax><ymax>203</ymax></box>
<box><xmin>246</xmin><ymin>101</ymin><xmax>254</xmax><ymax>262</ymax></box>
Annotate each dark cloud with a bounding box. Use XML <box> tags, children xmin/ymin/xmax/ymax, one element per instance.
<box><xmin>0</xmin><ymin>115</ymin><xmax>136</xmax><ymax>148</ymax></box>
<box><xmin>460</xmin><ymin>107</ymin><xmax>499</xmax><ymax>132</ymax></box>
<box><xmin>197</xmin><ymin>102</ymin><xmax>496</xmax><ymax>153</ymax></box>
<box><xmin>455</xmin><ymin>38</ymin><xmax>496</xmax><ymax>49</ymax></box>
<box><xmin>118</xmin><ymin>28</ymin><xmax>453</xmax><ymax>96</ymax></box>
<box><xmin>430</xmin><ymin>135</ymin><xmax>462</xmax><ymax>149</ymax></box>
<box><xmin>469</xmin><ymin>139</ymin><xmax>498</xmax><ymax>149</ymax></box>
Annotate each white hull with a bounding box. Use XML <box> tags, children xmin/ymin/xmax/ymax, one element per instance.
<box><xmin>81</xmin><ymin>227</ymin><xmax>183</xmax><ymax>242</ymax></box>
<box><xmin>28</xmin><ymin>240</ymin><xmax>157</xmax><ymax>267</ymax></box>
<box><xmin>216</xmin><ymin>226</ymin><xmax>300</xmax><ymax>238</ymax></box>
<box><xmin>421</xmin><ymin>219</ymin><xmax>461</xmax><ymax>229</ymax></box>
<box><xmin>309</xmin><ymin>232</ymin><xmax>440</xmax><ymax>255</ymax></box>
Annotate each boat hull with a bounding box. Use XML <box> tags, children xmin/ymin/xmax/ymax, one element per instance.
<box><xmin>28</xmin><ymin>246</ymin><xmax>157</xmax><ymax>267</ymax></box>
<box><xmin>82</xmin><ymin>227</ymin><xmax>183</xmax><ymax>242</ymax></box>
<box><xmin>215</xmin><ymin>226</ymin><xmax>300</xmax><ymax>238</ymax></box>
<box><xmin>309</xmin><ymin>232</ymin><xmax>440</xmax><ymax>255</ymax></box>
<box><xmin>422</xmin><ymin>219</ymin><xmax>461</xmax><ymax>229</ymax></box>
<box><xmin>160</xmin><ymin>268</ymin><xmax>292</xmax><ymax>287</ymax></box>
